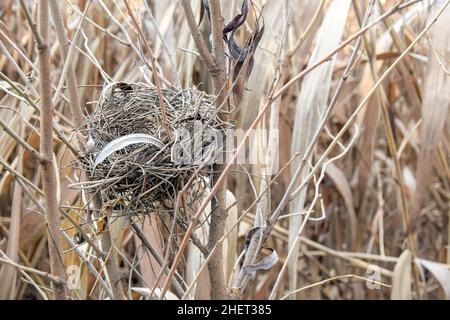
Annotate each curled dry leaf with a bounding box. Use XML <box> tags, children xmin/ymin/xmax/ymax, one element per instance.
<box><xmin>225</xmin><ymin>3</ymin><xmax>265</xmax><ymax>84</ymax></box>
<box><xmin>243</xmin><ymin>248</ymin><xmax>278</xmax><ymax>278</ymax></box>
<box><xmin>417</xmin><ymin>259</ymin><xmax>450</xmax><ymax>299</ymax></box>
<box><xmin>93</xmin><ymin>133</ymin><xmax>164</xmax><ymax>169</ymax></box>
<box><xmin>223</xmin><ymin>0</ymin><xmax>248</xmax><ymax>35</ymax></box>
<box><xmin>198</xmin><ymin>0</ymin><xmax>210</xmax><ymax>26</ymax></box>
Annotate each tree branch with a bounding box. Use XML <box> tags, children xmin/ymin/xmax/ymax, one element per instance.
<box><xmin>205</xmin><ymin>0</ymin><xmax>230</xmax><ymax>300</ymax></box>
<box><xmin>180</xmin><ymin>0</ymin><xmax>215</xmax><ymax>69</ymax></box>
<box><xmin>48</xmin><ymin>0</ymin><xmax>84</xmax><ymax>127</ymax></box>
<box><xmin>163</xmin><ymin>0</ymin><xmax>231</xmax><ymax>300</ymax></box>
<box><xmin>36</xmin><ymin>0</ymin><xmax>67</xmax><ymax>300</ymax></box>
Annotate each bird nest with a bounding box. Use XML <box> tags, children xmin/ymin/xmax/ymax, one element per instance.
<box><xmin>75</xmin><ymin>82</ymin><xmax>228</xmax><ymax>216</ymax></box>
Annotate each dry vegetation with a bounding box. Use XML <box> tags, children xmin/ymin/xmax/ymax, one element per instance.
<box><xmin>0</xmin><ymin>0</ymin><xmax>449</xmax><ymax>300</ymax></box>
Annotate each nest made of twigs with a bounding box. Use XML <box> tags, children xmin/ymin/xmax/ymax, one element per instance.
<box><xmin>75</xmin><ymin>82</ymin><xmax>228</xmax><ymax>216</ymax></box>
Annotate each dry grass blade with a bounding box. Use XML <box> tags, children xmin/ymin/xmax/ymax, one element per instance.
<box><xmin>417</xmin><ymin>259</ymin><xmax>450</xmax><ymax>299</ymax></box>
<box><xmin>391</xmin><ymin>249</ymin><xmax>412</xmax><ymax>300</ymax></box>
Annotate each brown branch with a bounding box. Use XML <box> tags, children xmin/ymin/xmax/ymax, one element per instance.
<box><xmin>174</xmin><ymin>0</ymin><xmax>230</xmax><ymax>299</ymax></box>
<box><xmin>36</xmin><ymin>0</ymin><xmax>67</xmax><ymax>300</ymax></box>
<box><xmin>181</xmin><ymin>0</ymin><xmax>216</xmax><ymax>69</ymax></box>
<box><xmin>48</xmin><ymin>0</ymin><xmax>84</xmax><ymax>127</ymax></box>
<box><xmin>205</xmin><ymin>0</ymin><xmax>230</xmax><ymax>300</ymax></box>
<box><xmin>94</xmin><ymin>196</ymin><xmax>125</xmax><ymax>300</ymax></box>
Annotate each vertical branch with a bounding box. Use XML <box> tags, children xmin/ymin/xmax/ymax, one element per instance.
<box><xmin>89</xmin><ymin>194</ymin><xmax>124</xmax><ymax>300</ymax></box>
<box><xmin>37</xmin><ymin>0</ymin><xmax>67</xmax><ymax>299</ymax></box>
<box><xmin>100</xmin><ymin>204</ymin><xmax>125</xmax><ymax>300</ymax></box>
<box><xmin>0</xmin><ymin>150</ymin><xmax>23</xmax><ymax>299</ymax></box>
<box><xmin>179</xmin><ymin>0</ymin><xmax>230</xmax><ymax>299</ymax></box>
<box><xmin>48</xmin><ymin>0</ymin><xmax>83</xmax><ymax>127</ymax></box>
<box><xmin>206</xmin><ymin>0</ymin><xmax>230</xmax><ymax>300</ymax></box>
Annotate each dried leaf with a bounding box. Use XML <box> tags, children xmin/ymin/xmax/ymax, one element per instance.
<box><xmin>93</xmin><ymin>133</ymin><xmax>164</xmax><ymax>168</ymax></box>
<box><xmin>244</xmin><ymin>21</ymin><xmax>264</xmax><ymax>88</ymax></box>
<box><xmin>391</xmin><ymin>249</ymin><xmax>412</xmax><ymax>299</ymax></box>
<box><xmin>228</xmin><ymin>37</ymin><xmax>249</xmax><ymax>62</ymax></box>
<box><xmin>325</xmin><ymin>163</ymin><xmax>357</xmax><ymax>248</ymax></box>
<box><xmin>222</xmin><ymin>1</ymin><xmax>264</xmax><ymax>83</ymax></box>
<box><xmin>243</xmin><ymin>248</ymin><xmax>278</xmax><ymax>277</ymax></box>
<box><xmin>96</xmin><ymin>215</ymin><xmax>107</xmax><ymax>234</ymax></box>
<box><xmin>417</xmin><ymin>259</ymin><xmax>450</xmax><ymax>299</ymax></box>
<box><xmin>223</xmin><ymin>0</ymin><xmax>248</xmax><ymax>36</ymax></box>
<box><xmin>198</xmin><ymin>0</ymin><xmax>210</xmax><ymax>26</ymax></box>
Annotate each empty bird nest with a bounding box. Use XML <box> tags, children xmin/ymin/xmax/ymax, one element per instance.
<box><xmin>74</xmin><ymin>82</ymin><xmax>229</xmax><ymax>216</ymax></box>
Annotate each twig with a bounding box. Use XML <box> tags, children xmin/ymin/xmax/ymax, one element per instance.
<box><xmin>353</xmin><ymin>0</ymin><xmax>422</xmax><ymax>298</ymax></box>
<box><xmin>0</xmin><ymin>71</ymin><xmax>79</xmax><ymax>155</ymax></box>
<box><xmin>180</xmin><ymin>0</ymin><xmax>216</xmax><ymax>69</ymax></box>
<box><xmin>280</xmin><ymin>274</ymin><xmax>391</xmax><ymax>300</ymax></box>
<box><xmin>274</xmin><ymin>0</ymin><xmax>422</xmax><ymax>100</ymax></box>
<box><xmin>157</xmin><ymin>0</ymin><xmax>422</xmax><ymax>300</ymax></box>
<box><xmin>268</xmin><ymin>128</ymin><xmax>360</xmax><ymax>299</ymax></box>
<box><xmin>289</xmin><ymin>0</ymin><xmax>325</xmax><ymax>57</ymax></box>
<box><xmin>0</xmin><ymin>118</ymin><xmax>41</xmax><ymax>161</ymax></box>
<box><xmin>0</xmin><ymin>156</ymin><xmax>43</xmax><ymax>196</ymax></box>
<box><xmin>60</xmin><ymin>232</ymin><xmax>114</xmax><ymax>299</ymax></box>
<box><xmin>143</xmin><ymin>0</ymin><xmax>182</xmax><ymax>88</ymax></box>
<box><xmin>0</xmin><ymin>250</ymin><xmax>65</xmax><ymax>286</ymax></box>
